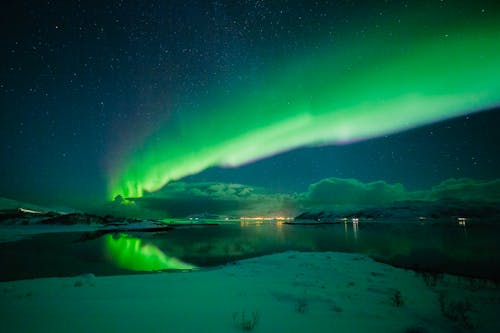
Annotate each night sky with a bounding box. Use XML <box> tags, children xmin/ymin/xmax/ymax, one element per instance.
<box><xmin>1</xmin><ymin>1</ymin><xmax>499</xmax><ymax>214</ymax></box>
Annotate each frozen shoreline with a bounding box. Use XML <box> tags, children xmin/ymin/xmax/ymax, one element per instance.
<box><xmin>1</xmin><ymin>251</ymin><xmax>499</xmax><ymax>333</ymax></box>
<box><xmin>0</xmin><ymin>221</ymin><xmax>174</xmax><ymax>243</ymax></box>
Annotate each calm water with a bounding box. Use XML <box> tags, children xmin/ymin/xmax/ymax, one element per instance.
<box><xmin>1</xmin><ymin>221</ymin><xmax>499</xmax><ymax>281</ymax></box>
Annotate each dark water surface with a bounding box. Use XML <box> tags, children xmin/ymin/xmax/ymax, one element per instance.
<box><xmin>1</xmin><ymin>221</ymin><xmax>499</xmax><ymax>281</ymax></box>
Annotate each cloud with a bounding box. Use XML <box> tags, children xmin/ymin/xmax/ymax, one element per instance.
<box><xmin>100</xmin><ymin>177</ymin><xmax>500</xmax><ymax>218</ymax></box>
<box><xmin>302</xmin><ymin>178</ymin><xmax>409</xmax><ymax>206</ymax></box>
<box><xmin>151</xmin><ymin>181</ymin><xmax>257</xmax><ymax>199</ymax></box>
<box><xmin>422</xmin><ymin>178</ymin><xmax>500</xmax><ymax>202</ymax></box>
<box><xmin>131</xmin><ymin>181</ymin><xmax>297</xmax><ymax>218</ymax></box>
<box><xmin>301</xmin><ymin>177</ymin><xmax>500</xmax><ymax>208</ymax></box>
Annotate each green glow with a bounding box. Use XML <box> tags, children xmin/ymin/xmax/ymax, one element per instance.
<box><xmin>104</xmin><ymin>233</ymin><xmax>196</xmax><ymax>271</ymax></box>
<box><xmin>109</xmin><ymin>14</ymin><xmax>500</xmax><ymax>199</ymax></box>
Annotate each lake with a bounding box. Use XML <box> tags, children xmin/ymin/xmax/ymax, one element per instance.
<box><xmin>1</xmin><ymin>220</ymin><xmax>499</xmax><ymax>281</ymax></box>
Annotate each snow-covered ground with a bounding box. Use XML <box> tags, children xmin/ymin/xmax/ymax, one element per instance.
<box><xmin>1</xmin><ymin>251</ymin><xmax>498</xmax><ymax>333</ymax></box>
<box><xmin>0</xmin><ymin>224</ymin><xmax>101</xmax><ymax>243</ymax></box>
<box><xmin>0</xmin><ymin>221</ymin><xmax>168</xmax><ymax>243</ymax></box>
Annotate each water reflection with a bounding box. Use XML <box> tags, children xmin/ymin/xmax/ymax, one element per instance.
<box><xmin>343</xmin><ymin>219</ymin><xmax>359</xmax><ymax>243</ymax></box>
<box><xmin>353</xmin><ymin>220</ymin><xmax>359</xmax><ymax>242</ymax></box>
<box><xmin>104</xmin><ymin>233</ymin><xmax>196</xmax><ymax>271</ymax></box>
<box><xmin>2</xmin><ymin>221</ymin><xmax>500</xmax><ymax>281</ymax></box>
<box><xmin>457</xmin><ymin>217</ymin><xmax>468</xmax><ymax>239</ymax></box>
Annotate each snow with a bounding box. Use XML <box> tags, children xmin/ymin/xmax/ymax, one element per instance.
<box><xmin>0</xmin><ymin>224</ymin><xmax>101</xmax><ymax>243</ymax></box>
<box><xmin>1</xmin><ymin>251</ymin><xmax>499</xmax><ymax>333</ymax></box>
<box><xmin>0</xmin><ymin>221</ymin><xmax>165</xmax><ymax>243</ymax></box>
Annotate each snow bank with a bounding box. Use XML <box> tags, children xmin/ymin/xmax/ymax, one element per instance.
<box><xmin>1</xmin><ymin>251</ymin><xmax>498</xmax><ymax>332</ymax></box>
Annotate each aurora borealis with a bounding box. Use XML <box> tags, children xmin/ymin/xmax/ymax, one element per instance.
<box><xmin>3</xmin><ymin>4</ymin><xmax>500</xmax><ymax>332</ymax></box>
<box><xmin>111</xmin><ymin>27</ymin><xmax>500</xmax><ymax>197</ymax></box>
<box><xmin>1</xmin><ymin>1</ymin><xmax>500</xmax><ymax>211</ymax></box>
<box><xmin>108</xmin><ymin>2</ymin><xmax>500</xmax><ymax>200</ymax></box>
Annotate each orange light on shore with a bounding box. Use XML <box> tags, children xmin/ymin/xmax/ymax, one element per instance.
<box><xmin>240</xmin><ymin>216</ymin><xmax>293</xmax><ymax>221</ymax></box>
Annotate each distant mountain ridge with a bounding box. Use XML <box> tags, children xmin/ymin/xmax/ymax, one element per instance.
<box><xmin>295</xmin><ymin>199</ymin><xmax>500</xmax><ymax>222</ymax></box>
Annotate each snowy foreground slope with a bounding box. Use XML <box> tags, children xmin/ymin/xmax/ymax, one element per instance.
<box><xmin>1</xmin><ymin>251</ymin><xmax>499</xmax><ymax>333</ymax></box>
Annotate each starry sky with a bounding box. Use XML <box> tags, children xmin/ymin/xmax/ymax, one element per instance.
<box><xmin>1</xmin><ymin>1</ymin><xmax>499</xmax><ymax>213</ymax></box>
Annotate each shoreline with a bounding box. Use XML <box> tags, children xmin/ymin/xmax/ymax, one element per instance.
<box><xmin>1</xmin><ymin>251</ymin><xmax>499</xmax><ymax>332</ymax></box>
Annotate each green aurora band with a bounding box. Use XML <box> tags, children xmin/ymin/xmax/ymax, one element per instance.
<box><xmin>104</xmin><ymin>233</ymin><xmax>196</xmax><ymax>271</ymax></box>
<box><xmin>109</xmin><ymin>11</ymin><xmax>500</xmax><ymax>199</ymax></box>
